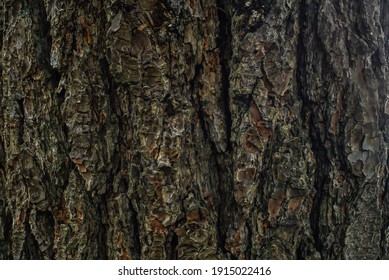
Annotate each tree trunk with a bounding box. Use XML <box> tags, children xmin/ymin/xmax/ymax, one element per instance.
<box><xmin>0</xmin><ymin>0</ymin><xmax>388</xmax><ymax>259</ymax></box>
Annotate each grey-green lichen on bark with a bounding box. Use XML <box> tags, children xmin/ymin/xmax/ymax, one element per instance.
<box><xmin>0</xmin><ymin>0</ymin><xmax>388</xmax><ymax>259</ymax></box>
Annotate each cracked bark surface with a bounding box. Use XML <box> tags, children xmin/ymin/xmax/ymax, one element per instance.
<box><xmin>0</xmin><ymin>0</ymin><xmax>388</xmax><ymax>259</ymax></box>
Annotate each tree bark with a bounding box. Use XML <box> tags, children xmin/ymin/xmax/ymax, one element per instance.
<box><xmin>0</xmin><ymin>0</ymin><xmax>388</xmax><ymax>259</ymax></box>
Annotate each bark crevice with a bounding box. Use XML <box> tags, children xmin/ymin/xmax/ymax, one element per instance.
<box><xmin>22</xmin><ymin>209</ymin><xmax>41</xmax><ymax>259</ymax></box>
<box><xmin>296</xmin><ymin>0</ymin><xmax>325</xmax><ymax>256</ymax></box>
<box><xmin>36</xmin><ymin>0</ymin><xmax>61</xmax><ymax>88</ymax></box>
<box><xmin>215</xmin><ymin>0</ymin><xmax>234</xmax><ymax>257</ymax></box>
<box><xmin>128</xmin><ymin>197</ymin><xmax>141</xmax><ymax>259</ymax></box>
<box><xmin>217</xmin><ymin>0</ymin><xmax>232</xmax><ymax>153</ymax></box>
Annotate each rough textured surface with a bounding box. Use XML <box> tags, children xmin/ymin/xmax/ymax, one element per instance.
<box><xmin>0</xmin><ymin>0</ymin><xmax>388</xmax><ymax>259</ymax></box>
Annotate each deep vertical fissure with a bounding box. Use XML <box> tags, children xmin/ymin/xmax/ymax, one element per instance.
<box><xmin>377</xmin><ymin>0</ymin><xmax>389</xmax><ymax>258</ymax></box>
<box><xmin>128</xmin><ymin>197</ymin><xmax>141</xmax><ymax>259</ymax></box>
<box><xmin>36</xmin><ymin>0</ymin><xmax>61</xmax><ymax>87</ymax></box>
<box><xmin>191</xmin><ymin>63</ymin><xmax>209</xmax><ymax>144</ymax></box>
<box><xmin>169</xmin><ymin>232</ymin><xmax>178</xmax><ymax>259</ymax></box>
<box><xmin>3</xmin><ymin>212</ymin><xmax>12</xmax><ymax>259</ymax></box>
<box><xmin>296</xmin><ymin>0</ymin><xmax>326</xmax><ymax>256</ymax></box>
<box><xmin>22</xmin><ymin>209</ymin><xmax>41</xmax><ymax>259</ymax></box>
<box><xmin>217</xmin><ymin>0</ymin><xmax>232</xmax><ymax>153</ymax></box>
<box><xmin>97</xmin><ymin>195</ymin><xmax>108</xmax><ymax>259</ymax></box>
<box><xmin>216</xmin><ymin>0</ymin><xmax>234</xmax><ymax>255</ymax></box>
